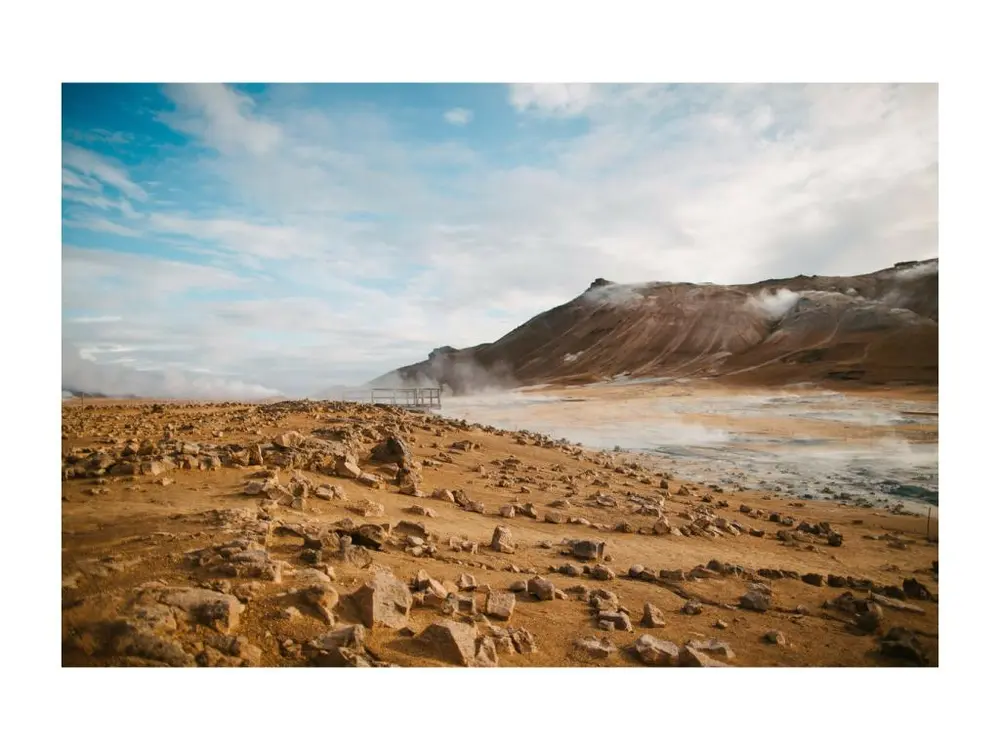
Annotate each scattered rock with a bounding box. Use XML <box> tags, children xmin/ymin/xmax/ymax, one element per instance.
<box><xmin>597</xmin><ymin>610</ymin><xmax>633</xmax><ymax>632</ymax></box>
<box><xmin>855</xmin><ymin>602</ymin><xmax>885</xmax><ymax>634</ymax></box>
<box><xmin>352</xmin><ymin>571</ymin><xmax>412</xmax><ymax>629</ymax></box>
<box><xmin>687</xmin><ymin>639</ymin><xmax>735</xmax><ymax>660</ymax></box>
<box><xmin>678</xmin><ymin>645</ymin><xmax>730</xmax><ymax>667</ymax></box>
<box><xmin>490</xmin><ymin>525</ymin><xmax>515</xmax><ymax>554</ymax></box>
<box><xmin>418</xmin><ymin>620</ymin><xmax>481</xmax><ymax>666</ymax></box>
<box><xmin>633</xmin><ymin>635</ymin><xmax>681</xmax><ymax>666</ymax></box>
<box><xmin>739</xmin><ymin>590</ymin><xmax>771</xmax><ymax>612</ymax></box>
<box><xmin>590</xmin><ymin>564</ymin><xmax>616</xmax><ymax>581</ymax></box>
<box><xmin>764</xmin><ymin>630</ymin><xmax>787</xmax><ymax>646</ymax></box>
<box><xmin>681</xmin><ymin>600</ymin><xmax>703</xmax><ymax>616</ymax></box>
<box><xmin>528</xmin><ymin>577</ymin><xmax>556</xmax><ymax>601</ymax></box>
<box><xmin>486</xmin><ymin>591</ymin><xmax>516</xmax><ymax>620</ymax></box>
<box><xmin>575</xmin><ymin>635</ymin><xmax>616</xmax><ymax>658</ymax></box>
<box><xmin>902</xmin><ymin>578</ymin><xmax>933</xmax><ymax>601</ymax></box>
<box><xmin>879</xmin><ymin>627</ymin><xmax>928</xmax><ymax>666</ymax></box>
<box><xmin>571</xmin><ymin>539</ymin><xmax>606</xmax><ymax>561</ymax></box>
<box><xmin>640</xmin><ymin>602</ymin><xmax>666</xmax><ymax>628</ymax></box>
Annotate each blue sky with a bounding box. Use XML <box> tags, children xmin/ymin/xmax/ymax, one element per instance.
<box><xmin>62</xmin><ymin>83</ymin><xmax>938</xmax><ymax>398</ymax></box>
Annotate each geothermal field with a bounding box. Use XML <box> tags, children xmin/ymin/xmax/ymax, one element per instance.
<box><xmin>60</xmin><ymin>380</ymin><xmax>939</xmax><ymax>668</ymax></box>
<box><xmin>441</xmin><ymin>381</ymin><xmax>939</xmax><ymax>512</ymax></box>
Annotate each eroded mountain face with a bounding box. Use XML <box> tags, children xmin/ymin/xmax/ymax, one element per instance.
<box><xmin>371</xmin><ymin>260</ymin><xmax>938</xmax><ymax>393</ymax></box>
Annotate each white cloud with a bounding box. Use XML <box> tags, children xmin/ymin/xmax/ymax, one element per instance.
<box><xmin>62</xmin><ymin>169</ymin><xmax>100</xmax><ymax>191</ymax></box>
<box><xmin>68</xmin><ymin>316</ymin><xmax>123</xmax><ymax>324</ymax></box>
<box><xmin>63</xmin><ymin>216</ymin><xmax>141</xmax><ymax>237</ymax></box>
<box><xmin>444</xmin><ymin>107</ymin><xmax>473</xmax><ymax>126</ymax></box>
<box><xmin>63</xmin><ymin>83</ymin><xmax>938</xmax><ymax>397</ymax></box>
<box><xmin>63</xmin><ymin>188</ymin><xmax>139</xmax><ymax>218</ymax></box>
<box><xmin>509</xmin><ymin>83</ymin><xmax>595</xmax><ymax>116</ymax></box>
<box><xmin>62</xmin><ymin>143</ymin><xmax>148</xmax><ymax>201</ymax></box>
<box><xmin>160</xmin><ymin>83</ymin><xmax>282</xmax><ymax>155</ymax></box>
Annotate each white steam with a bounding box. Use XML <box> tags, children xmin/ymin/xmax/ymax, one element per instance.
<box><xmin>582</xmin><ymin>283</ymin><xmax>647</xmax><ymax>307</ymax></box>
<box><xmin>748</xmin><ymin>288</ymin><xmax>802</xmax><ymax>320</ymax></box>
<box><xmin>892</xmin><ymin>259</ymin><xmax>938</xmax><ymax>281</ymax></box>
<box><xmin>62</xmin><ymin>343</ymin><xmax>284</xmax><ymax>400</ymax></box>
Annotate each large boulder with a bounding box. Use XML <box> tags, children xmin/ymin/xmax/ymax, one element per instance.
<box><xmin>350</xmin><ymin>524</ymin><xmax>389</xmax><ymax>550</ymax></box>
<box><xmin>420</xmin><ymin>620</ymin><xmax>477</xmax><ymax>665</ymax></box>
<box><xmin>633</xmin><ymin>635</ymin><xmax>681</xmax><ymax>666</ymax></box>
<box><xmin>352</xmin><ymin>571</ymin><xmax>412</xmax><ymax>629</ymax></box>
<box><xmin>879</xmin><ymin>627</ymin><xmax>928</xmax><ymax>666</ymax></box>
<box><xmin>678</xmin><ymin>645</ymin><xmax>730</xmax><ymax>667</ymax></box>
<box><xmin>157</xmin><ymin>587</ymin><xmax>244</xmax><ymax>634</ymax></box>
<box><xmin>486</xmin><ymin>591</ymin><xmax>516</xmax><ymax>621</ymax></box>
<box><xmin>575</xmin><ymin>636</ymin><xmax>616</xmax><ymax>659</ymax></box>
<box><xmin>370</xmin><ymin>435</ymin><xmax>413</xmax><ymax>467</ymax></box>
<box><xmin>527</xmin><ymin>577</ymin><xmax>556</xmax><ymax>601</ymax></box>
<box><xmin>739</xmin><ymin>589</ymin><xmax>771</xmax><ymax>612</ymax></box>
<box><xmin>490</xmin><ymin>525</ymin><xmax>515</xmax><ymax>554</ymax></box>
<box><xmin>571</xmin><ymin>539</ymin><xmax>606</xmax><ymax>561</ymax></box>
<box><xmin>640</xmin><ymin>602</ymin><xmax>666</xmax><ymax>628</ymax></box>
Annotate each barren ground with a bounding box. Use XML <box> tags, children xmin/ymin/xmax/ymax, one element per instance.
<box><xmin>61</xmin><ymin>392</ymin><xmax>939</xmax><ymax>668</ymax></box>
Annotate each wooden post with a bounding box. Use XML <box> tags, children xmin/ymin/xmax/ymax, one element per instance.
<box><xmin>926</xmin><ymin>506</ymin><xmax>933</xmax><ymax>541</ymax></box>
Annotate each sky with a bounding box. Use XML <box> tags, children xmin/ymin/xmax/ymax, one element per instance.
<box><xmin>62</xmin><ymin>83</ymin><xmax>938</xmax><ymax>399</ymax></box>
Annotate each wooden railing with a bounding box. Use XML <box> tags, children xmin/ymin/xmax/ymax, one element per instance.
<box><xmin>370</xmin><ymin>387</ymin><xmax>442</xmax><ymax>410</ymax></box>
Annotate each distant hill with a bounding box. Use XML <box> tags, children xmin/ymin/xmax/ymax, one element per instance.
<box><xmin>368</xmin><ymin>259</ymin><xmax>938</xmax><ymax>393</ymax></box>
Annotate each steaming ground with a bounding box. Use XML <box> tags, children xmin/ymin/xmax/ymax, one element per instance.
<box><xmin>439</xmin><ymin>383</ymin><xmax>938</xmax><ymax>511</ymax></box>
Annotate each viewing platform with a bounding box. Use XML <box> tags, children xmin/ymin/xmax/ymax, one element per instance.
<box><xmin>370</xmin><ymin>387</ymin><xmax>442</xmax><ymax>411</ymax></box>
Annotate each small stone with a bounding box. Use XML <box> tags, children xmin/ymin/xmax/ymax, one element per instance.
<box><xmin>300</xmin><ymin>548</ymin><xmax>323</xmax><ymax>565</ymax></box>
<box><xmin>575</xmin><ymin>636</ymin><xmax>616</xmax><ymax>658</ymax></box>
<box><xmin>640</xmin><ymin>602</ymin><xmax>666</xmax><ymax>628</ymax></box>
<box><xmin>854</xmin><ymin>602</ymin><xmax>885</xmax><ymax>634</ymax></box>
<box><xmin>418</xmin><ymin>619</ymin><xmax>480</xmax><ymax>666</ymax></box>
<box><xmin>597</xmin><ymin>610</ymin><xmax>633</xmax><ymax>632</ymax></box>
<box><xmin>633</xmin><ymin>635</ymin><xmax>681</xmax><ymax>666</ymax></box>
<box><xmin>486</xmin><ymin>591</ymin><xmax>516</xmax><ymax>620</ymax></box>
<box><xmin>681</xmin><ymin>600</ymin><xmax>703</xmax><ymax>616</ymax></box>
<box><xmin>352</xmin><ymin>571</ymin><xmax>412</xmax><ymax>629</ymax></box>
<box><xmin>714</xmin><ymin>619</ymin><xmax>728</xmax><ymax>630</ymax></box>
<box><xmin>528</xmin><ymin>576</ymin><xmax>556</xmax><ymax>601</ymax></box>
<box><xmin>457</xmin><ymin>573</ymin><xmax>477</xmax><ymax>591</ymax></box>
<box><xmin>739</xmin><ymin>590</ymin><xmax>771</xmax><ymax>612</ymax></box>
<box><xmin>509</xmin><ymin>580</ymin><xmax>528</xmax><ymax>593</ymax></box>
<box><xmin>590</xmin><ymin>564</ymin><xmax>616</xmax><ymax>581</ymax></box>
<box><xmin>510</xmin><ymin>627</ymin><xmax>538</xmax><ymax>655</ymax></box>
<box><xmin>558</xmin><ymin>563</ymin><xmax>583</xmax><ymax>577</ymax></box>
<box><xmin>764</xmin><ymin>630</ymin><xmax>787</xmax><ymax>646</ymax></box>
<box><xmin>879</xmin><ymin>627</ymin><xmax>928</xmax><ymax>666</ymax></box>
<box><xmin>571</xmin><ymin>539</ymin><xmax>605</xmax><ymax>561</ymax></box>
<box><xmin>686</xmin><ymin>639</ymin><xmax>735</xmax><ymax>661</ymax></box>
<box><xmin>678</xmin><ymin>645</ymin><xmax>730</xmax><ymax>667</ymax></box>
<box><xmin>490</xmin><ymin>525</ymin><xmax>516</xmax><ymax>554</ymax></box>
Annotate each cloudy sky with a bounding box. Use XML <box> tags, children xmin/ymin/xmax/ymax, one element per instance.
<box><xmin>62</xmin><ymin>83</ymin><xmax>938</xmax><ymax>398</ymax></box>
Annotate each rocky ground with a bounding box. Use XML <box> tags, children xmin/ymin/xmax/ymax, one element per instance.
<box><xmin>61</xmin><ymin>399</ymin><xmax>939</xmax><ymax>668</ymax></box>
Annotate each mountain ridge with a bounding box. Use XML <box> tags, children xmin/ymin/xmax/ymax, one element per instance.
<box><xmin>369</xmin><ymin>259</ymin><xmax>938</xmax><ymax>393</ymax></box>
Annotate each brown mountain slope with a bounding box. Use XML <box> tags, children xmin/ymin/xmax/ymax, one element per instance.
<box><xmin>370</xmin><ymin>259</ymin><xmax>938</xmax><ymax>393</ymax></box>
